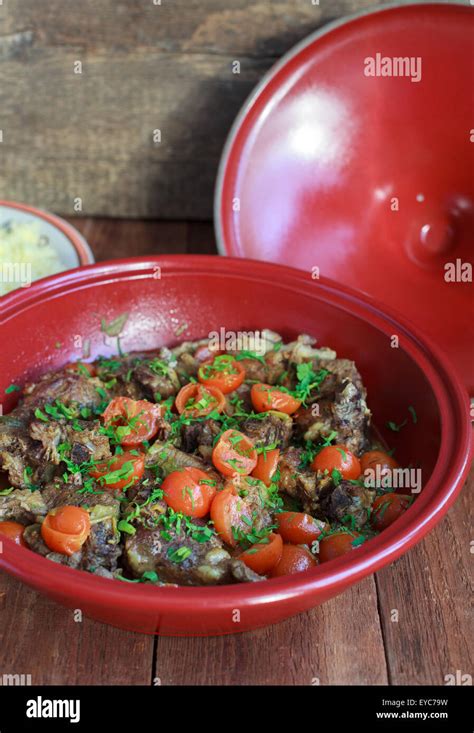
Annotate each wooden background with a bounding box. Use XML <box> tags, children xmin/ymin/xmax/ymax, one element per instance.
<box><xmin>0</xmin><ymin>0</ymin><xmax>427</xmax><ymax>219</ymax></box>
<box><xmin>0</xmin><ymin>219</ymin><xmax>472</xmax><ymax>686</ymax></box>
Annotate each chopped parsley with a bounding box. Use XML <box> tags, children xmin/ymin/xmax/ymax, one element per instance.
<box><xmin>234</xmin><ymin>350</ymin><xmax>266</xmax><ymax>365</ymax></box>
<box><xmin>34</xmin><ymin>408</ymin><xmax>49</xmax><ymax>422</ymax></box>
<box><xmin>386</xmin><ymin>419</ymin><xmax>408</xmax><ymax>433</ymax></box>
<box><xmin>232</xmin><ymin>522</ymin><xmax>276</xmax><ymax>549</ymax></box>
<box><xmin>331</xmin><ymin>468</ymin><xmax>343</xmax><ymax>485</ymax></box>
<box><xmin>387</xmin><ymin>405</ymin><xmax>418</xmax><ymax>432</ymax></box>
<box><xmin>147</xmin><ymin>358</ymin><xmax>171</xmax><ymax>377</ymax></box>
<box><xmin>116</xmin><ymin>570</ymin><xmax>160</xmax><ymax>584</ymax></box>
<box><xmin>408</xmin><ymin>405</ymin><xmax>417</xmax><ymax>424</ymax></box>
<box><xmin>23</xmin><ymin>466</ymin><xmax>39</xmax><ymax>492</ymax></box>
<box><xmin>167</xmin><ymin>546</ymin><xmax>192</xmax><ymax>564</ymax></box>
<box><xmin>293</xmin><ymin>363</ymin><xmax>329</xmax><ymax>404</ymax></box>
<box><xmin>0</xmin><ymin>487</ymin><xmax>14</xmax><ymax>496</ymax></box>
<box><xmin>100</xmin><ymin>312</ymin><xmax>129</xmax><ymax>338</ymax></box>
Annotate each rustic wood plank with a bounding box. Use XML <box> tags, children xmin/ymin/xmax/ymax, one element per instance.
<box><xmin>0</xmin><ymin>50</ymin><xmax>269</xmax><ymax>219</ymax></box>
<box><xmin>185</xmin><ymin>221</ymin><xmax>217</xmax><ymax>254</ymax></box>
<box><xmin>155</xmin><ymin>576</ymin><xmax>388</xmax><ymax>685</ymax></box>
<box><xmin>0</xmin><ymin>0</ymin><xmax>386</xmax><ymax>219</ymax></box>
<box><xmin>66</xmin><ymin>217</ymin><xmax>216</xmax><ymax>259</ymax></box>
<box><xmin>66</xmin><ymin>217</ymin><xmax>189</xmax><ymax>260</ymax></box>
<box><xmin>375</xmin><ymin>469</ymin><xmax>473</xmax><ymax>685</ymax></box>
<box><xmin>0</xmin><ymin>572</ymin><xmax>154</xmax><ymax>685</ymax></box>
<box><xmin>0</xmin><ymin>1</ymin><xmax>382</xmax><ymax>56</ymax></box>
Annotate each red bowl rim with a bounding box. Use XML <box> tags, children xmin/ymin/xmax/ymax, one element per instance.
<box><xmin>213</xmin><ymin>0</ymin><xmax>468</xmax><ymax>256</ymax></box>
<box><xmin>0</xmin><ymin>255</ymin><xmax>471</xmax><ymax>620</ymax></box>
<box><xmin>0</xmin><ymin>199</ymin><xmax>94</xmax><ymax>267</ymax></box>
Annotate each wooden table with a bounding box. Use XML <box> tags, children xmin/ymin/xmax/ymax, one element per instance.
<box><xmin>1</xmin><ymin>218</ymin><xmax>472</xmax><ymax>685</ymax></box>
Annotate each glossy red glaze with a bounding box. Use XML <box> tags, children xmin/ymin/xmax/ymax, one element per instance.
<box><xmin>215</xmin><ymin>3</ymin><xmax>474</xmax><ymax>393</ymax></box>
<box><xmin>0</xmin><ymin>256</ymin><xmax>471</xmax><ymax>635</ymax></box>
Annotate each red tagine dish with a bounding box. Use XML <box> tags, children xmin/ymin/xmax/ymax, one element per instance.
<box><xmin>0</xmin><ymin>256</ymin><xmax>471</xmax><ymax>635</ymax></box>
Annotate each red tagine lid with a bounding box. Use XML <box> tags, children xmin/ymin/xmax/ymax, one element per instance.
<box><xmin>216</xmin><ymin>2</ymin><xmax>474</xmax><ymax>394</ymax></box>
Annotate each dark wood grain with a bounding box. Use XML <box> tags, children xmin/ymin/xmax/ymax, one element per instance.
<box><xmin>0</xmin><ymin>0</ymin><xmax>386</xmax><ymax>219</ymax></box>
<box><xmin>68</xmin><ymin>216</ymin><xmax>216</xmax><ymax>259</ymax></box>
<box><xmin>0</xmin><ymin>573</ymin><xmax>154</xmax><ymax>685</ymax></box>
<box><xmin>155</xmin><ymin>577</ymin><xmax>388</xmax><ymax>685</ymax></box>
<box><xmin>375</xmin><ymin>474</ymin><xmax>473</xmax><ymax>686</ymax></box>
<box><xmin>0</xmin><ymin>1</ymin><xmax>380</xmax><ymax>56</ymax></box>
<box><xmin>70</xmin><ymin>217</ymin><xmax>189</xmax><ymax>260</ymax></box>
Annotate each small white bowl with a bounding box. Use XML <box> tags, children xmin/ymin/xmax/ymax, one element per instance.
<box><xmin>0</xmin><ymin>201</ymin><xmax>94</xmax><ymax>280</ymax></box>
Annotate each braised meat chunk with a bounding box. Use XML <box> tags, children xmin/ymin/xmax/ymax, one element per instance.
<box><xmin>277</xmin><ymin>446</ymin><xmax>332</xmax><ymax>516</ymax></box>
<box><xmin>124</xmin><ymin>525</ymin><xmax>232</xmax><ymax>585</ymax></box>
<box><xmin>295</xmin><ymin>358</ymin><xmax>371</xmax><ymax>454</ymax></box>
<box><xmin>241</xmin><ymin>411</ymin><xmax>292</xmax><ymax>450</ymax></box>
<box><xmin>22</xmin><ymin>370</ymin><xmax>109</xmax><ymax>411</ymax></box>
<box><xmin>319</xmin><ymin>480</ymin><xmax>375</xmax><ymax>530</ymax></box>
<box><xmin>29</xmin><ymin>419</ymin><xmax>111</xmax><ymax>465</ymax></box>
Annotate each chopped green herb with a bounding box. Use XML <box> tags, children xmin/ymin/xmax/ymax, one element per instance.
<box><xmin>293</xmin><ymin>363</ymin><xmax>329</xmax><ymax>404</ymax></box>
<box><xmin>386</xmin><ymin>419</ymin><xmax>407</xmax><ymax>433</ymax></box>
<box><xmin>331</xmin><ymin>468</ymin><xmax>343</xmax><ymax>485</ymax></box>
<box><xmin>101</xmin><ymin>312</ymin><xmax>129</xmax><ymax>338</ymax></box>
<box><xmin>234</xmin><ymin>350</ymin><xmax>266</xmax><ymax>365</ymax></box>
<box><xmin>167</xmin><ymin>546</ymin><xmax>192</xmax><ymax>564</ymax></box>
<box><xmin>142</xmin><ymin>571</ymin><xmax>159</xmax><ymax>583</ymax></box>
<box><xmin>34</xmin><ymin>408</ymin><xmax>49</xmax><ymax>422</ymax></box>
<box><xmin>408</xmin><ymin>405</ymin><xmax>418</xmax><ymax>424</ymax></box>
<box><xmin>117</xmin><ymin>519</ymin><xmax>136</xmax><ymax>535</ymax></box>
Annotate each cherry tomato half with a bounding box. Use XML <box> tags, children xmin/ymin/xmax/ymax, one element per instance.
<box><xmin>311</xmin><ymin>444</ymin><xmax>361</xmax><ymax>480</ymax></box>
<box><xmin>198</xmin><ymin>355</ymin><xmax>245</xmax><ymax>394</ymax></box>
<box><xmin>162</xmin><ymin>467</ymin><xmax>217</xmax><ymax>518</ymax></box>
<box><xmin>175</xmin><ymin>382</ymin><xmax>226</xmax><ymax>418</ymax></box>
<box><xmin>251</xmin><ymin>448</ymin><xmax>280</xmax><ymax>486</ymax></box>
<box><xmin>240</xmin><ymin>532</ymin><xmax>283</xmax><ymax>575</ymax></box>
<box><xmin>41</xmin><ymin>506</ymin><xmax>91</xmax><ymax>556</ymax></box>
<box><xmin>102</xmin><ymin>397</ymin><xmax>163</xmax><ymax>446</ymax></box>
<box><xmin>371</xmin><ymin>493</ymin><xmax>412</xmax><ymax>531</ymax></box>
<box><xmin>90</xmin><ymin>451</ymin><xmax>145</xmax><ymax>490</ymax></box>
<box><xmin>318</xmin><ymin>531</ymin><xmax>362</xmax><ymax>563</ymax></box>
<box><xmin>66</xmin><ymin>361</ymin><xmax>97</xmax><ymax>377</ymax></box>
<box><xmin>210</xmin><ymin>481</ymin><xmax>267</xmax><ymax>547</ymax></box>
<box><xmin>250</xmin><ymin>383</ymin><xmax>301</xmax><ymax>415</ymax></box>
<box><xmin>276</xmin><ymin>511</ymin><xmax>326</xmax><ymax>545</ymax></box>
<box><xmin>212</xmin><ymin>429</ymin><xmax>257</xmax><ymax>477</ymax></box>
<box><xmin>0</xmin><ymin>521</ymin><xmax>26</xmax><ymax>547</ymax></box>
<box><xmin>360</xmin><ymin>450</ymin><xmax>399</xmax><ymax>487</ymax></box>
<box><xmin>269</xmin><ymin>544</ymin><xmax>317</xmax><ymax>577</ymax></box>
